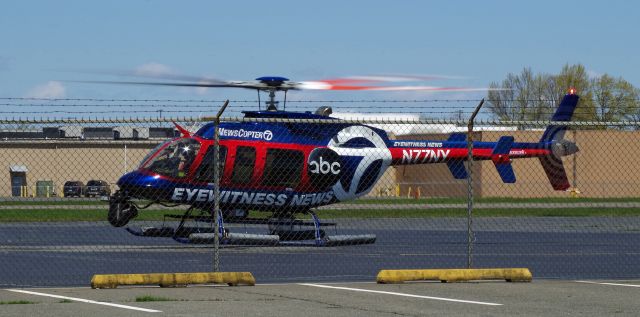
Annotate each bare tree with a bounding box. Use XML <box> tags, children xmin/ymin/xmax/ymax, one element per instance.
<box><xmin>488</xmin><ymin>68</ymin><xmax>553</xmax><ymax>123</ymax></box>
<box><xmin>488</xmin><ymin>64</ymin><xmax>638</xmax><ymax>125</ymax></box>
<box><xmin>487</xmin><ymin>80</ymin><xmax>515</xmax><ymax>121</ymax></box>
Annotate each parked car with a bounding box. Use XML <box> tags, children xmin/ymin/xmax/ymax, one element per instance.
<box><xmin>63</xmin><ymin>181</ymin><xmax>85</xmax><ymax>197</ymax></box>
<box><xmin>85</xmin><ymin>180</ymin><xmax>111</xmax><ymax>197</ymax></box>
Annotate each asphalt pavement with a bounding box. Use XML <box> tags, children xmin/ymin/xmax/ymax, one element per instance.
<box><xmin>1</xmin><ymin>280</ymin><xmax>639</xmax><ymax>316</ymax></box>
<box><xmin>0</xmin><ymin>217</ymin><xmax>638</xmax><ymax>287</ymax></box>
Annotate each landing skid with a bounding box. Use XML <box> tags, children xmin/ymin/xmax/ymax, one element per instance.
<box><xmin>125</xmin><ymin>207</ymin><xmax>376</xmax><ymax>246</ymax></box>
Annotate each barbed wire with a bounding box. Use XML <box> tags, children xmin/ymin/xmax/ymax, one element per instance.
<box><xmin>0</xmin><ymin>110</ymin><xmax>607</xmax><ymax>117</ymax></box>
<box><xmin>0</xmin><ymin>103</ymin><xmax>478</xmax><ymax>109</ymax></box>
<box><xmin>3</xmin><ymin>97</ymin><xmax>640</xmax><ymax>103</ymax></box>
<box><xmin>5</xmin><ymin>103</ymin><xmax>640</xmax><ymax>112</ymax></box>
<box><xmin>0</xmin><ymin>106</ymin><xmax>615</xmax><ymax>115</ymax></box>
<box><xmin>1</xmin><ymin>98</ymin><xmax>639</xmax><ymax>120</ymax></box>
<box><xmin>0</xmin><ymin>115</ymin><xmax>639</xmax><ymax>126</ymax></box>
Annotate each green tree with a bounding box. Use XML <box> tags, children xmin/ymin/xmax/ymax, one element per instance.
<box><xmin>626</xmin><ymin>96</ymin><xmax>640</xmax><ymax>123</ymax></box>
<box><xmin>591</xmin><ymin>74</ymin><xmax>639</xmax><ymax>122</ymax></box>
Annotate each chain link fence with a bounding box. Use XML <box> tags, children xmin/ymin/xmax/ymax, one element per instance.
<box><xmin>0</xmin><ymin>115</ymin><xmax>638</xmax><ymax>287</ymax></box>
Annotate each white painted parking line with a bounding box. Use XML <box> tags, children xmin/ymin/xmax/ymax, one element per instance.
<box><xmin>575</xmin><ymin>281</ymin><xmax>640</xmax><ymax>288</ymax></box>
<box><xmin>299</xmin><ymin>283</ymin><xmax>503</xmax><ymax>306</ymax></box>
<box><xmin>6</xmin><ymin>289</ymin><xmax>162</xmax><ymax>313</ymax></box>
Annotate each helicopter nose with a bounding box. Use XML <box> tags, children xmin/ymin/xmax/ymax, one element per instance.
<box><xmin>117</xmin><ymin>171</ymin><xmax>139</xmax><ymax>187</ymax></box>
<box><xmin>117</xmin><ymin>171</ymin><xmax>162</xmax><ymax>190</ymax></box>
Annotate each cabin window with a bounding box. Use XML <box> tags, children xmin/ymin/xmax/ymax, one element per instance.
<box><xmin>195</xmin><ymin>145</ymin><xmax>227</xmax><ymax>182</ymax></box>
<box><xmin>231</xmin><ymin>146</ymin><xmax>256</xmax><ymax>184</ymax></box>
<box><xmin>262</xmin><ymin>149</ymin><xmax>303</xmax><ymax>188</ymax></box>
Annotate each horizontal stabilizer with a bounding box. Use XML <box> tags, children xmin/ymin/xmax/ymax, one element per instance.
<box><xmin>447</xmin><ymin>160</ymin><xmax>468</xmax><ymax>179</ymax></box>
<box><xmin>445</xmin><ymin>133</ymin><xmax>469</xmax><ymax>179</ymax></box>
<box><xmin>492</xmin><ymin>136</ymin><xmax>514</xmax><ymax>155</ymax></box>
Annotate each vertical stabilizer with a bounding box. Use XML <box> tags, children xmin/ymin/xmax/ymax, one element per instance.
<box><xmin>538</xmin><ymin>92</ymin><xmax>580</xmax><ymax>190</ymax></box>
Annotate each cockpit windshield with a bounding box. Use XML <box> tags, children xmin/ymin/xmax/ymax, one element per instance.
<box><xmin>141</xmin><ymin>138</ymin><xmax>202</xmax><ymax>178</ymax></box>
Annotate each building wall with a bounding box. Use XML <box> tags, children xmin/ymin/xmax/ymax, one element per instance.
<box><xmin>478</xmin><ymin>130</ymin><xmax>640</xmax><ymax>198</ymax></box>
<box><xmin>0</xmin><ymin>141</ymin><xmax>156</xmax><ymax>197</ymax></box>
<box><xmin>393</xmin><ymin>133</ymin><xmax>482</xmax><ymax>198</ymax></box>
<box><xmin>394</xmin><ymin>130</ymin><xmax>640</xmax><ymax>198</ymax></box>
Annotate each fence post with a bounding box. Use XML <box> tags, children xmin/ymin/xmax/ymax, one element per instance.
<box><xmin>466</xmin><ymin>99</ymin><xmax>484</xmax><ymax>269</ymax></box>
<box><xmin>572</xmin><ymin>129</ymin><xmax>578</xmax><ymax>190</ymax></box>
<box><xmin>212</xmin><ymin>100</ymin><xmax>229</xmax><ymax>272</ymax></box>
<box><xmin>124</xmin><ymin>144</ymin><xmax>128</xmax><ymax>174</ymax></box>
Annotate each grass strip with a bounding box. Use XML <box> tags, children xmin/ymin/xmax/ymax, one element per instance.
<box><xmin>0</xmin><ymin>200</ymin><xmax>106</xmax><ymax>206</ymax></box>
<box><xmin>314</xmin><ymin>208</ymin><xmax>640</xmax><ymax>218</ymax></box>
<box><xmin>0</xmin><ymin>209</ymin><xmax>168</xmax><ymax>222</ymax></box>
<box><xmin>345</xmin><ymin>197</ymin><xmax>640</xmax><ymax>205</ymax></box>
<box><xmin>1</xmin><ymin>207</ymin><xmax>639</xmax><ymax>222</ymax></box>
<box><xmin>3</xmin><ymin>197</ymin><xmax>640</xmax><ymax>207</ymax></box>
<box><xmin>0</xmin><ymin>300</ymin><xmax>37</xmax><ymax>305</ymax></box>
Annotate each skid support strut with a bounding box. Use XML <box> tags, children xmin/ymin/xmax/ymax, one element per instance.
<box><xmin>309</xmin><ymin>211</ymin><xmax>324</xmax><ymax>246</ymax></box>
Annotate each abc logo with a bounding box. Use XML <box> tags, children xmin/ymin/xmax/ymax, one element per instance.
<box><xmin>309</xmin><ymin>156</ymin><xmax>340</xmax><ymax>175</ymax></box>
<box><xmin>308</xmin><ymin>148</ymin><xmax>341</xmax><ymax>189</ymax></box>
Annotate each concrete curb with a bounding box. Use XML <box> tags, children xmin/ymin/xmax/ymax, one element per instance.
<box><xmin>91</xmin><ymin>272</ymin><xmax>256</xmax><ymax>289</ymax></box>
<box><xmin>376</xmin><ymin>268</ymin><xmax>532</xmax><ymax>283</ymax></box>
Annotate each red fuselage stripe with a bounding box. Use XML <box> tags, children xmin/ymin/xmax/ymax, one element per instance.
<box><xmin>389</xmin><ymin>147</ymin><xmax>551</xmax><ymax>165</ymax></box>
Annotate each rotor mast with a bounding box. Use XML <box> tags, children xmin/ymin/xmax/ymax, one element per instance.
<box><xmin>256</xmin><ymin>76</ymin><xmax>290</xmax><ymax>111</ymax></box>
<box><xmin>266</xmin><ymin>89</ymin><xmax>278</xmax><ymax>111</ymax></box>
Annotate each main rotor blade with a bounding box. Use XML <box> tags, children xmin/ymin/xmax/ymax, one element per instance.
<box><xmin>321</xmin><ymin>74</ymin><xmax>467</xmax><ymax>83</ymax></box>
<box><xmin>116</xmin><ymin>71</ymin><xmax>227</xmax><ymax>84</ymax></box>
<box><xmin>68</xmin><ymin>80</ymin><xmax>280</xmax><ymax>90</ymax></box>
<box><xmin>69</xmin><ymin>71</ymin><xmax>495</xmax><ymax>92</ymax></box>
<box><xmin>295</xmin><ymin>81</ymin><xmax>500</xmax><ymax>92</ymax></box>
<box><xmin>291</xmin><ymin>74</ymin><xmax>489</xmax><ymax>91</ymax></box>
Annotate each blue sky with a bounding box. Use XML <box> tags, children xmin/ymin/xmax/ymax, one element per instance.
<box><xmin>0</xmin><ymin>1</ymin><xmax>638</xmax><ymax>117</ymax></box>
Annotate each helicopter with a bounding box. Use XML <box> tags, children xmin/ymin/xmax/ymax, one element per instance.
<box><xmin>95</xmin><ymin>74</ymin><xmax>579</xmax><ymax>246</ymax></box>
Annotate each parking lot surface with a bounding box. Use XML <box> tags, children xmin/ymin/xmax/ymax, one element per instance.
<box><xmin>1</xmin><ymin>280</ymin><xmax>639</xmax><ymax>316</ymax></box>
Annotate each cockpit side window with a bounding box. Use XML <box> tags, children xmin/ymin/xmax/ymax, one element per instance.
<box><xmin>138</xmin><ymin>140</ymin><xmax>172</xmax><ymax>169</ymax></box>
<box><xmin>142</xmin><ymin>138</ymin><xmax>201</xmax><ymax>178</ymax></box>
<box><xmin>231</xmin><ymin>146</ymin><xmax>255</xmax><ymax>184</ymax></box>
<box><xmin>262</xmin><ymin>149</ymin><xmax>303</xmax><ymax>188</ymax></box>
<box><xmin>195</xmin><ymin>145</ymin><xmax>227</xmax><ymax>182</ymax></box>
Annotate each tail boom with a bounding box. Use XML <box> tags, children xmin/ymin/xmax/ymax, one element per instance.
<box><xmin>389</xmin><ymin>143</ymin><xmax>551</xmax><ymax>166</ymax></box>
<box><xmin>388</xmin><ymin>92</ymin><xmax>579</xmax><ymax>190</ymax></box>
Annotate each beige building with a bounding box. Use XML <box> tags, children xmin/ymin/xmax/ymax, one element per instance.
<box><xmin>2</xmin><ymin>140</ymin><xmax>156</xmax><ymax>197</ymax></box>
<box><xmin>1</xmin><ymin>130</ymin><xmax>638</xmax><ymax>198</ymax></box>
